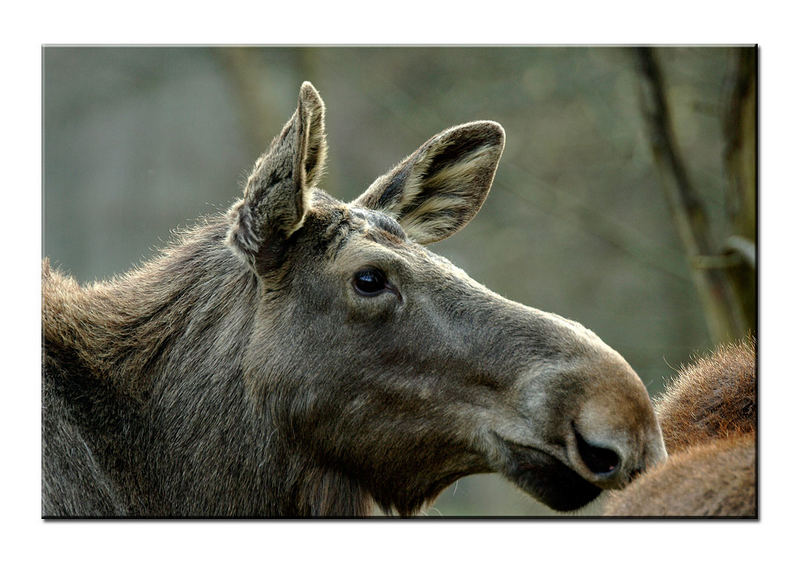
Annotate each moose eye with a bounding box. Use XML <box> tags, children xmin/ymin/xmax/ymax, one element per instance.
<box><xmin>353</xmin><ymin>268</ymin><xmax>388</xmax><ymax>296</ymax></box>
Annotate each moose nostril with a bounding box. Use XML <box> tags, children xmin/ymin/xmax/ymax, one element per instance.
<box><xmin>574</xmin><ymin>429</ymin><xmax>620</xmax><ymax>476</ymax></box>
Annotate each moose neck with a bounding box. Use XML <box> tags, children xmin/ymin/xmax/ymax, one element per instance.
<box><xmin>47</xmin><ymin>217</ymin><xmax>257</xmax><ymax>397</ymax></box>
<box><xmin>45</xmin><ymin>215</ymin><xmax>377</xmax><ymax>516</ymax></box>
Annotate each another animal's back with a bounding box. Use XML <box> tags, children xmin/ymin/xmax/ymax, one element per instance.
<box><xmin>603</xmin><ymin>338</ymin><xmax>756</xmax><ymax>517</ymax></box>
<box><xmin>657</xmin><ymin>337</ymin><xmax>756</xmax><ymax>453</ymax></box>
<box><xmin>603</xmin><ymin>432</ymin><xmax>754</xmax><ymax>516</ymax></box>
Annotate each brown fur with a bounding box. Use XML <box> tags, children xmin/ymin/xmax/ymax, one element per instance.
<box><xmin>43</xmin><ymin>82</ymin><xmax>667</xmax><ymax>517</ymax></box>
<box><xmin>603</xmin><ymin>338</ymin><xmax>756</xmax><ymax>517</ymax></box>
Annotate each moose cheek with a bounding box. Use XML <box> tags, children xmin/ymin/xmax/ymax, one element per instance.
<box><xmin>345</xmin><ymin>293</ymin><xmax>400</xmax><ymax>324</ymax></box>
<box><xmin>345</xmin><ymin>287</ymin><xmax>404</xmax><ymax>324</ymax></box>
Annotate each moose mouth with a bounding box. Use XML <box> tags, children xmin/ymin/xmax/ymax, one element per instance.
<box><xmin>498</xmin><ymin>439</ymin><xmax>603</xmax><ymax>512</ymax></box>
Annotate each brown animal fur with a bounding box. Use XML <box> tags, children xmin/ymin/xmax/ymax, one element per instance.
<box><xmin>43</xmin><ymin>82</ymin><xmax>667</xmax><ymax>517</ymax></box>
<box><xmin>603</xmin><ymin>338</ymin><xmax>756</xmax><ymax>517</ymax></box>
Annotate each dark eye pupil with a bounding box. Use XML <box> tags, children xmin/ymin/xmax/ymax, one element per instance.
<box><xmin>354</xmin><ymin>269</ymin><xmax>386</xmax><ymax>296</ymax></box>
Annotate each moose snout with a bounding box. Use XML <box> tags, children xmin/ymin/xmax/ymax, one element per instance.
<box><xmin>565</xmin><ymin>373</ymin><xmax>668</xmax><ymax>490</ymax></box>
<box><xmin>568</xmin><ymin>423</ymin><xmax>661</xmax><ymax>489</ymax></box>
<box><xmin>573</xmin><ymin>424</ymin><xmax>622</xmax><ymax>478</ymax></box>
<box><xmin>499</xmin><ymin>309</ymin><xmax>668</xmax><ymax>497</ymax></box>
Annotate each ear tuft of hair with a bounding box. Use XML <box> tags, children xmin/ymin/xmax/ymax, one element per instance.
<box><xmin>226</xmin><ymin>82</ymin><xmax>327</xmax><ymax>273</ymax></box>
<box><xmin>298</xmin><ymin>82</ymin><xmax>327</xmax><ymax>188</ymax></box>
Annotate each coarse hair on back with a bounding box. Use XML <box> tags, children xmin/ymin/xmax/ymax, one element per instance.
<box><xmin>603</xmin><ymin>337</ymin><xmax>756</xmax><ymax>517</ymax></box>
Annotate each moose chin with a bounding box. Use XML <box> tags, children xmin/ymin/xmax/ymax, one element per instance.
<box><xmin>43</xmin><ymin>82</ymin><xmax>667</xmax><ymax>517</ymax></box>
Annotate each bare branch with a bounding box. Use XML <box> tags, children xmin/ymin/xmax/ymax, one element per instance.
<box><xmin>634</xmin><ymin>48</ymin><xmax>748</xmax><ymax>344</ymax></box>
<box><xmin>215</xmin><ymin>48</ymin><xmax>276</xmax><ymax>155</ymax></box>
<box><xmin>722</xmin><ymin>48</ymin><xmax>757</xmax><ymax>331</ymax></box>
<box><xmin>725</xmin><ymin>235</ymin><xmax>756</xmax><ymax>269</ymax></box>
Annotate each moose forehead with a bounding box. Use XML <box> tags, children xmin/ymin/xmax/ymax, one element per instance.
<box><xmin>307</xmin><ymin>192</ymin><xmax>410</xmax><ymax>257</ymax></box>
<box><xmin>349</xmin><ymin>207</ymin><xmax>407</xmax><ymax>241</ymax></box>
<box><xmin>311</xmin><ymin>195</ymin><xmax>468</xmax><ymax>283</ymax></box>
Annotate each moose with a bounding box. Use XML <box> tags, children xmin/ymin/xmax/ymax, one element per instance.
<box><xmin>43</xmin><ymin>82</ymin><xmax>667</xmax><ymax>517</ymax></box>
<box><xmin>603</xmin><ymin>337</ymin><xmax>756</xmax><ymax>517</ymax></box>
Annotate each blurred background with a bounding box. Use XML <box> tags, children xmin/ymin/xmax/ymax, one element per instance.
<box><xmin>42</xmin><ymin>46</ymin><xmax>756</xmax><ymax>516</ymax></box>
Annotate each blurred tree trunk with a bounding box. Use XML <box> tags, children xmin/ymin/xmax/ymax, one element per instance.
<box><xmin>634</xmin><ymin>47</ymin><xmax>754</xmax><ymax>345</ymax></box>
<box><xmin>722</xmin><ymin>48</ymin><xmax>757</xmax><ymax>331</ymax></box>
<box><xmin>215</xmin><ymin>48</ymin><xmax>277</xmax><ymax>156</ymax></box>
<box><xmin>216</xmin><ymin>48</ymin><xmax>324</xmax><ymax>173</ymax></box>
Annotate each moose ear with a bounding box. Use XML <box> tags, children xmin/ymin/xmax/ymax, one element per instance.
<box><xmin>352</xmin><ymin>121</ymin><xmax>505</xmax><ymax>245</ymax></box>
<box><xmin>227</xmin><ymin>82</ymin><xmax>327</xmax><ymax>273</ymax></box>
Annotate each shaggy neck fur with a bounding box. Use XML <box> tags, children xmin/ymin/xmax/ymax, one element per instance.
<box><xmin>42</xmin><ymin>216</ymin><xmax>375</xmax><ymax>517</ymax></box>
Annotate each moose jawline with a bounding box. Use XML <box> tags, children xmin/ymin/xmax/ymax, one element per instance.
<box><xmin>499</xmin><ymin>440</ymin><xmax>603</xmax><ymax>512</ymax></box>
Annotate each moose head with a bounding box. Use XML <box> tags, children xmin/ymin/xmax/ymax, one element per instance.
<box><xmin>223</xmin><ymin>82</ymin><xmax>667</xmax><ymax>513</ymax></box>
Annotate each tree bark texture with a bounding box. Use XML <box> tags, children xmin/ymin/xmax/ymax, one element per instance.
<box><xmin>634</xmin><ymin>47</ymin><xmax>750</xmax><ymax>345</ymax></box>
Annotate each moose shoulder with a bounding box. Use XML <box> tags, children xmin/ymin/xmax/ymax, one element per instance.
<box><xmin>43</xmin><ymin>82</ymin><xmax>667</xmax><ymax>517</ymax></box>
